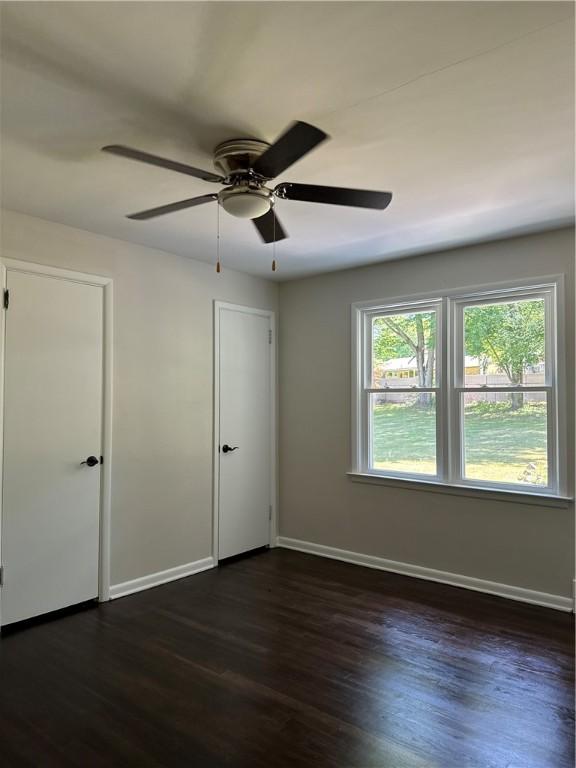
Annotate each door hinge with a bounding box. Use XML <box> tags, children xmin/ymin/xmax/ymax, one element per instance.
<box><xmin>269</xmin><ymin>505</ymin><xmax>272</xmax><ymax>521</ymax></box>
<box><xmin>268</xmin><ymin>329</ymin><xmax>272</xmax><ymax>345</ymax></box>
<box><xmin>0</xmin><ymin>566</ymin><xmax>4</xmax><ymax>587</ymax></box>
<box><xmin>3</xmin><ymin>289</ymin><xmax>9</xmax><ymax>309</ymax></box>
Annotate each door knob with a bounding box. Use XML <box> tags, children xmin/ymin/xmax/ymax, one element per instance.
<box><xmin>221</xmin><ymin>444</ymin><xmax>239</xmax><ymax>454</ymax></box>
<box><xmin>81</xmin><ymin>455</ymin><xmax>99</xmax><ymax>467</ymax></box>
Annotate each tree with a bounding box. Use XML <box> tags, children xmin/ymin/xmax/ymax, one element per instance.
<box><xmin>373</xmin><ymin>312</ymin><xmax>436</xmax><ymax>405</ymax></box>
<box><xmin>464</xmin><ymin>299</ymin><xmax>545</xmax><ymax>410</ymax></box>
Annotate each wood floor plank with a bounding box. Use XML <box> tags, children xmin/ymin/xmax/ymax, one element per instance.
<box><xmin>0</xmin><ymin>549</ymin><xmax>573</xmax><ymax>767</ymax></box>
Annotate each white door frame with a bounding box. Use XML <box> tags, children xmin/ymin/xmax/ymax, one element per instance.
<box><xmin>0</xmin><ymin>258</ymin><xmax>113</xmax><ymax>621</ymax></box>
<box><xmin>213</xmin><ymin>301</ymin><xmax>277</xmax><ymax>562</ymax></box>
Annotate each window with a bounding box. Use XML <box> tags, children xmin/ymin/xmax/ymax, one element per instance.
<box><xmin>367</xmin><ymin>303</ymin><xmax>440</xmax><ymax>477</ymax></box>
<box><xmin>352</xmin><ymin>279</ymin><xmax>565</xmax><ymax>496</ymax></box>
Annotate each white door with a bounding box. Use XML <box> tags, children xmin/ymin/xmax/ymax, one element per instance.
<box><xmin>1</xmin><ymin>270</ymin><xmax>104</xmax><ymax>625</ymax></box>
<box><xmin>217</xmin><ymin>305</ymin><xmax>273</xmax><ymax>560</ymax></box>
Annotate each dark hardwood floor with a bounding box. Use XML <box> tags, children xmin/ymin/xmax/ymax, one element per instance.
<box><xmin>0</xmin><ymin>549</ymin><xmax>573</xmax><ymax>767</ymax></box>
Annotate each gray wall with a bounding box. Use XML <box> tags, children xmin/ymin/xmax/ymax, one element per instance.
<box><xmin>278</xmin><ymin>227</ymin><xmax>574</xmax><ymax>597</ymax></box>
<box><xmin>2</xmin><ymin>210</ymin><xmax>573</xmax><ymax>599</ymax></box>
<box><xmin>1</xmin><ymin>209</ymin><xmax>278</xmax><ymax>585</ymax></box>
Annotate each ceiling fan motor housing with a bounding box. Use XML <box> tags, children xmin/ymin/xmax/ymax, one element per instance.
<box><xmin>214</xmin><ymin>138</ymin><xmax>274</xmax><ymax>219</ymax></box>
<box><xmin>213</xmin><ymin>138</ymin><xmax>271</xmax><ymax>177</ymax></box>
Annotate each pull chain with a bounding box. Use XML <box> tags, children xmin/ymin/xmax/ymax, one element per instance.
<box><xmin>272</xmin><ymin>209</ymin><xmax>277</xmax><ymax>272</ymax></box>
<box><xmin>216</xmin><ymin>202</ymin><xmax>221</xmax><ymax>273</ymax></box>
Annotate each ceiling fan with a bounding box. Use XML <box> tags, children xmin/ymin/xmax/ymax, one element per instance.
<box><xmin>102</xmin><ymin>121</ymin><xmax>392</xmax><ymax>243</ymax></box>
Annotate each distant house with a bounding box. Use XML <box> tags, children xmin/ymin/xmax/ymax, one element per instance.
<box><xmin>378</xmin><ymin>355</ymin><xmax>481</xmax><ymax>380</ymax></box>
<box><xmin>379</xmin><ymin>356</ymin><xmax>419</xmax><ymax>379</ymax></box>
<box><xmin>376</xmin><ymin>355</ymin><xmax>545</xmax><ymax>387</ymax></box>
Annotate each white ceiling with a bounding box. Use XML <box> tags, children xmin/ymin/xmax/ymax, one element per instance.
<box><xmin>1</xmin><ymin>2</ymin><xmax>574</xmax><ymax>280</ymax></box>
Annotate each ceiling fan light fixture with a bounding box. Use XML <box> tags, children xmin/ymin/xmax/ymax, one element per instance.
<box><xmin>218</xmin><ymin>186</ymin><xmax>272</xmax><ymax>219</ymax></box>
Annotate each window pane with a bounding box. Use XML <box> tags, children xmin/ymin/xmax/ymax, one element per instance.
<box><xmin>370</xmin><ymin>392</ymin><xmax>436</xmax><ymax>475</ymax></box>
<box><xmin>462</xmin><ymin>392</ymin><xmax>548</xmax><ymax>486</ymax></box>
<box><xmin>372</xmin><ymin>309</ymin><xmax>437</xmax><ymax>388</ymax></box>
<box><xmin>463</xmin><ymin>297</ymin><xmax>545</xmax><ymax>386</ymax></box>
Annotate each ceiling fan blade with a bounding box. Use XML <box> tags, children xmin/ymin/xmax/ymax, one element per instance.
<box><xmin>251</xmin><ymin>122</ymin><xmax>328</xmax><ymax>179</ymax></box>
<box><xmin>102</xmin><ymin>145</ymin><xmax>224</xmax><ymax>183</ymax></box>
<box><xmin>252</xmin><ymin>209</ymin><xmax>288</xmax><ymax>243</ymax></box>
<box><xmin>276</xmin><ymin>183</ymin><xmax>392</xmax><ymax>210</ymax></box>
<box><xmin>127</xmin><ymin>194</ymin><xmax>218</xmax><ymax>220</ymax></box>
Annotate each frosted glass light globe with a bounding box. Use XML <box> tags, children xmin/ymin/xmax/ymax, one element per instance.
<box><xmin>219</xmin><ymin>187</ymin><xmax>272</xmax><ymax>219</ymax></box>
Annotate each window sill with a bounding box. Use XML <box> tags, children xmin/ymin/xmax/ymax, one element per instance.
<box><xmin>347</xmin><ymin>472</ymin><xmax>573</xmax><ymax>508</ymax></box>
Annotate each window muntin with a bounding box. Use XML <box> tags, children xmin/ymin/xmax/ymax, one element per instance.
<box><xmin>354</xmin><ymin>282</ymin><xmax>561</xmax><ymax>496</ymax></box>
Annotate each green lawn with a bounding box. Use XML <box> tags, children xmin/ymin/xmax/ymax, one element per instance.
<box><xmin>372</xmin><ymin>400</ymin><xmax>547</xmax><ymax>485</ymax></box>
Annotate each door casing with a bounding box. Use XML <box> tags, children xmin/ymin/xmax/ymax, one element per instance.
<box><xmin>213</xmin><ymin>301</ymin><xmax>278</xmax><ymax>562</ymax></box>
<box><xmin>0</xmin><ymin>258</ymin><xmax>113</xmax><ymax>624</ymax></box>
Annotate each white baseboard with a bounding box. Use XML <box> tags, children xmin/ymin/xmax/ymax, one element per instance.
<box><xmin>277</xmin><ymin>537</ymin><xmax>573</xmax><ymax>612</ymax></box>
<box><xmin>110</xmin><ymin>556</ymin><xmax>215</xmax><ymax>600</ymax></box>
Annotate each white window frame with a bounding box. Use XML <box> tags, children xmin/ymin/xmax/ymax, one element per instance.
<box><xmin>356</xmin><ymin>298</ymin><xmax>443</xmax><ymax>481</ymax></box>
<box><xmin>351</xmin><ymin>275</ymin><xmax>568</xmax><ymax>500</ymax></box>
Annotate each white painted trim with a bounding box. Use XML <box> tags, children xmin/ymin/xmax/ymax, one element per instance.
<box><xmin>351</xmin><ymin>273</ymin><xmax>567</xmax><ymax>312</ymax></box>
<box><xmin>213</xmin><ymin>302</ymin><xmax>278</xmax><ymax>563</ymax></box>
<box><xmin>0</xmin><ymin>258</ymin><xmax>113</xmax><ymax>622</ymax></box>
<box><xmin>0</xmin><ymin>265</ymin><xmax>7</xmax><ymax>622</ymax></box>
<box><xmin>99</xmin><ymin>281</ymin><xmax>113</xmax><ymax>601</ymax></box>
<box><xmin>0</xmin><ymin>258</ymin><xmax>112</xmax><ymax>287</ymax></box>
<box><xmin>347</xmin><ymin>472</ymin><xmax>573</xmax><ymax>508</ymax></box>
<box><xmin>277</xmin><ymin>537</ymin><xmax>573</xmax><ymax>612</ymax></box>
<box><xmin>110</xmin><ymin>557</ymin><xmax>214</xmax><ymax>600</ymax></box>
